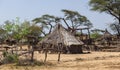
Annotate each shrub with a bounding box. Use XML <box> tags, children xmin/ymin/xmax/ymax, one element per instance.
<box><xmin>2</xmin><ymin>53</ymin><xmax>19</xmax><ymax>64</ymax></box>
<box><xmin>2</xmin><ymin>51</ymin><xmax>8</xmax><ymax>57</ymax></box>
<box><xmin>90</xmin><ymin>32</ymin><xmax>101</xmax><ymax>39</ymax></box>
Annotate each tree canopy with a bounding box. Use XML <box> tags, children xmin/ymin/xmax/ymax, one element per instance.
<box><xmin>62</xmin><ymin>9</ymin><xmax>92</xmax><ymax>31</ymax></box>
<box><xmin>32</xmin><ymin>14</ymin><xmax>59</xmax><ymax>36</ymax></box>
<box><xmin>32</xmin><ymin>10</ymin><xmax>92</xmax><ymax>35</ymax></box>
<box><xmin>0</xmin><ymin>18</ymin><xmax>42</xmax><ymax>42</ymax></box>
<box><xmin>89</xmin><ymin>0</ymin><xmax>120</xmax><ymax>35</ymax></box>
<box><xmin>89</xmin><ymin>0</ymin><xmax>120</xmax><ymax>22</ymax></box>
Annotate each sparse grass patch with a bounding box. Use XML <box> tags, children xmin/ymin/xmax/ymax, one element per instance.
<box><xmin>16</xmin><ymin>59</ymin><xmax>54</xmax><ymax>67</ymax></box>
<box><xmin>94</xmin><ymin>57</ymin><xmax>100</xmax><ymax>60</ymax></box>
<box><xmin>75</xmin><ymin>58</ymin><xmax>84</xmax><ymax>61</ymax></box>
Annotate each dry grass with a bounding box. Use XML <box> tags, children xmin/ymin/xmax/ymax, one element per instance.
<box><xmin>0</xmin><ymin>52</ymin><xmax>120</xmax><ymax>70</ymax></box>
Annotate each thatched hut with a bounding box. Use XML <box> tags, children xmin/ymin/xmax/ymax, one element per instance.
<box><xmin>95</xmin><ymin>29</ymin><xmax>112</xmax><ymax>46</ymax></box>
<box><xmin>103</xmin><ymin>29</ymin><xmax>112</xmax><ymax>46</ymax></box>
<box><xmin>40</xmin><ymin>24</ymin><xmax>84</xmax><ymax>54</ymax></box>
<box><xmin>103</xmin><ymin>29</ymin><xmax>112</xmax><ymax>38</ymax></box>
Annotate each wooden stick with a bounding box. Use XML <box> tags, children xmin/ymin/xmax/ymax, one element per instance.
<box><xmin>58</xmin><ymin>51</ymin><xmax>61</xmax><ymax>62</ymax></box>
<box><xmin>44</xmin><ymin>48</ymin><xmax>48</xmax><ymax>62</ymax></box>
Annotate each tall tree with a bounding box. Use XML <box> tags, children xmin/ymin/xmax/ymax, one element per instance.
<box><xmin>32</xmin><ymin>14</ymin><xmax>59</xmax><ymax>36</ymax></box>
<box><xmin>61</xmin><ymin>9</ymin><xmax>92</xmax><ymax>34</ymax></box>
<box><xmin>89</xmin><ymin>0</ymin><xmax>120</xmax><ymax>35</ymax></box>
<box><xmin>89</xmin><ymin>0</ymin><xmax>120</xmax><ymax>24</ymax></box>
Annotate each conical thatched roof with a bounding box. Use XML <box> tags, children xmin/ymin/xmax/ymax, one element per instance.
<box><xmin>96</xmin><ymin>29</ymin><xmax>112</xmax><ymax>41</ymax></box>
<box><xmin>40</xmin><ymin>24</ymin><xmax>84</xmax><ymax>46</ymax></box>
<box><xmin>103</xmin><ymin>29</ymin><xmax>112</xmax><ymax>38</ymax></box>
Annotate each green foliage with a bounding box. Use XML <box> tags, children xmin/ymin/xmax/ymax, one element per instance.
<box><xmin>89</xmin><ymin>0</ymin><xmax>120</xmax><ymax>20</ymax></box>
<box><xmin>13</xmin><ymin>20</ymin><xmax>31</xmax><ymax>40</ymax></box>
<box><xmin>2</xmin><ymin>51</ymin><xmax>8</xmax><ymax>57</ymax></box>
<box><xmin>32</xmin><ymin>14</ymin><xmax>59</xmax><ymax>35</ymax></box>
<box><xmin>62</xmin><ymin>9</ymin><xmax>93</xmax><ymax>28</ymax></box>
<box><xmin>1</xmin><ymin>18</ymin><xmax>42</xmax><ymax>41</ymax></box>
<box><xmin>90</xmin><ymin>32</ymin><xmax>101</xmax><ymax>39</ymax></box>
<box><xmin>89</xmin><ymin>0</ymin><xmax>120</xmax><ymax>34</ymax></box>
<box><xmin>28</xmin><ymin>24</ymin><xmax>42</xmax><ymax>36</ymax></box>
<box><xmin>5</xmin><ymin>54</ymin><xmax>18</xmax><ymax>63</ymax></box>
<box><xmin>32</xmin><ymin>10</ymin><xmax>92</xmax><ymax>35</ymax></box>
<box><xmin>2</xmin><ymin>52</ymin><xmax>19</xmax><ymax>64</ymax></box>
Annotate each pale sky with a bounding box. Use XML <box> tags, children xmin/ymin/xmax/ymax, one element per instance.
<box><xmin>0</xmin><ymin>0</ymin><xmax>115</xmax><ymax>30</ymax></box>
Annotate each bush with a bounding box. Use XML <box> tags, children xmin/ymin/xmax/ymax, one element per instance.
<box><xmin>90</xmin><ymin>32</ymin><xmax>101</xmax><ymax>39</ymax></box>
<box><xmin>2</xmin><ymin>53</ymin><xmax>19</xmax><ymax>64</ymax></box>
<box><xmin>2</xmin><ymin>51</ymin><xmax>8</xmax><ymax>57</ymax></box>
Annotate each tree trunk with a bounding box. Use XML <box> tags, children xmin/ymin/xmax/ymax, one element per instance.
<box><xmin>31</xmin><ymin>45</ymin><xmax>34</xmax><ymax>62</ymax></box>
<box><xmin>48</xmin><ymin>23</ymin><xmax>53</xmax><ymax>34</ymax></box>
<box><xmin>119</xmin><ymin>10</ymin><xmax>120</xmax><ymax>25</ymax></box>
<box><xmin>114</xmin><ymin>24</ymin><xmax>120</xmax><ymax>36</ymax></box>
<box><xmin>44</xmin><ymin>48</ymin><xmax>48</xmax><ymax>62</ymax></box>
<box><xmin>62</xmin><ymin>18</ymin><xmax>71</xmax><ymax>29</ymax></box>
<box><xmin>87</xmin><ymin>28</ymin><xmax>91</xmax><ymax>39</ymax></box>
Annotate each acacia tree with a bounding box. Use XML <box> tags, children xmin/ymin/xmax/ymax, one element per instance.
<box><xmin>32</xmin><ymin>14</ymin><xmax>60</xmax><ymax>36</ymax></box>
<box><xmin>33</xmin><ymin>10</ymin><xmax>92</xmax><ymax>36</ymax></box>
<box><xmin>89</xmin><ymin>0</ymin><xmax>120</xmax><ymax>35</ymax></box>
<box><xmin>61</xmin><ymin>9</ymin><xmax>92</xmax><ymax>34</ymax></box>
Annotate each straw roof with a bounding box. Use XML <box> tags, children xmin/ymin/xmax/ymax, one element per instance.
<box><xmin>103</xmin><ymin>29</ymin><xmax>112</xmax><ymax>38</ymax></box>
<box><xmin>96</xmin><ymin>29</ymin><xmax>112</xmax><ymax>41</ymax></box>
<box><xmin>40</xmin><ymin>24</ymin><xmax>84</xmax><ymax>46</ymax></box>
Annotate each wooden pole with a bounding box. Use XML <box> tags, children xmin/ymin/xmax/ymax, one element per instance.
<box><xmin>58</xmin><ymin>43</ymin><xmax>62</xmax><ymax>62</ymax></box>
<box><xmin>44</xmin><ymin>44</ymin><xmax>48</xmax><ymax>62</ymax></box>
<box><xmin>58</xmin><ymin>51</ymin><xmax>61</xmax><ymax>62</ymax></box>
<box><xmin>44</xmin><ymin>49</ymin><xmax>47</xmax><ymax>62</ymax></box>
<box><xmin>31</xmin><ymin>45</ymin><xmax>34</xmax><ymax>62</ymax></box>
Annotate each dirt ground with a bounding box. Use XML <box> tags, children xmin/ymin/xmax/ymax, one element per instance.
<box><xmin>0</xmin><ymin>52</ymin><xmax>120</xmax><ymax>70</ymax></box>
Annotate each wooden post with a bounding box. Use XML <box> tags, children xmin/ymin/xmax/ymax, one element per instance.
<box><xmin>58</xmin><ymin>51</ymin><xmax>61</xmax><ymax>62</ymax></box>
<box><xmin>31</xmin><ymin>51</ymin><xmax>34</xmax><ymax>62</ymax></box>
<box><xmin>44</xmin><ymin>49</ymin><xmax>47</xmax><ymax>62</ymax></box>
<box><xmin>44</xmin><ymin>43</ymin><xmax>48</xmax><ymax>62</ymax></box>
<box><xmin>58</xmin><ymin>43</ymin><xmax>62</xmax><ymax>62</ymax></box>
<box><xmin>31</xmin><ymin>45</ymin><xmax>34</xmax><ymax>62</ymax></box>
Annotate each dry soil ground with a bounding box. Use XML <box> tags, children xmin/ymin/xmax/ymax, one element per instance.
<box><xmin>0</xmin><ymin>52</ymin><xmax>120</xmax><ymax>70</ymax></box>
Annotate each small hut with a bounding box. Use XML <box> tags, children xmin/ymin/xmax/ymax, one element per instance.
<box><xmin>96</xmin><ymin>29</ymin><xmax>112</xmax><ymax>46</ymax></box>
<box><xmin>103</xmin><ymin>29</ymin><xmax>112</xmax><ymax>46</ymax></box>
<box><xmin>40</xmin><ymin>24</ymin><xmax>84</xmax><ymax>54</ymax></box>
<box><xmin>103</xmin><ymin>29</ymin><xmax>112</xmax><ymax>39</ymax></box>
